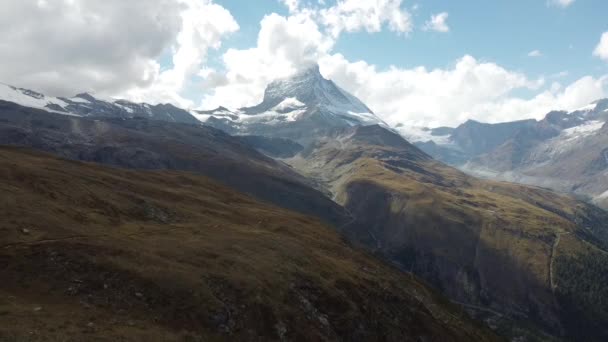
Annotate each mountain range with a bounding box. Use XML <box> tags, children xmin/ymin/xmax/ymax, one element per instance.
<box><xmin>405</xmin><ymin>99</ymin><xmax>608</xmax><ymax>210</ymax></box>
<box><xmin>1</xmin><ymin>64</ymin><xmax>608</xmax><ymax>341</ymax></box>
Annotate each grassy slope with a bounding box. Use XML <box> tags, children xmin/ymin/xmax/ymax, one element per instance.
<box><xmin>0</xmin><ymin>146</ymin><xmax>497</xmax><ymax>341</ymax></box>
<box><xmin>289</xmin><ymin>125</ymin><xmax>608</xmax><ymax>340</ymax></box>
<box><xmin>0</xmin><ymin>101</ymin><xmax>349</xmax><ymax>226</ymax></box>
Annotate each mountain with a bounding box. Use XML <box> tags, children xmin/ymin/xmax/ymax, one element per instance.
<box><xmin>0</xmin><ymin>146</ymin><xmax>498</xmax><ymax>341</ymax></box>
<box><xmin>287</xmin><ymin>124</ymin><xmax>608</xmax><ymax>340</ymax></box>
<box><xmin>0</xmin><ymin>100</ymin><xmax>348</xmax><ymax>226</ymax></box>
<box><xmin>405</xmin><ymin>100</ymin><xmax>608</xmax><ymax>210</ymax></box>
<box><xmin>0</xmin><ymin>82</ymin><xmax>200</xmax><ymax>125</ymax></box>
<box><xmin>459</xmin><ymin>101</ymin><xmax>608</xmax><ymax>209</ymax></box>
<box><xmin>235</xmin><ymin>135</ymin><xmax>304</xmax><ymax>158</ymax></box>
<box><xmin>397</xmin><ymin>119</ymin><xmax>537</xmax><ymax>165</ymax></box>
<box><xmin>197</xmin><ymin>64</ymin><xmax>386</xmax><ymax>145</ymax></box>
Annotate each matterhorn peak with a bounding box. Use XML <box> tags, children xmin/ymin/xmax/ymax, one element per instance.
<box><xmin>292</xmin><ymin>63</ymin><xmax>323</xmax><ymax>78</ymax></box>
<box><xmin>200</xmin><ymin>63</ymin><xmax>387</xmax><ymax>144</ymax></box>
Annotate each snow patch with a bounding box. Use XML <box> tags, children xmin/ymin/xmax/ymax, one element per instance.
<box><xmin>561</xmin><ymin>120</ymin><xmax>604</xmax><ymax>139</ymax></box>
<box><xmin>596</xmin><ymin>189</ymin><xmax>608</xmax><ymax>200</ymax></box>
<box><xmin>273</xmin><ymin>97</ymin><xmax>305</xmax><ymax>111</ymax></box>
<box><xmin>395</xmin><ymin>125</ymin><xmax>452</xmax><ymax>145</ymax></box>
<box><xmin>0</xmin><ymin>83</ymin><xmax>69</xmax><ymax>111</ymax></box>
<box><xmin>571</xmin><ymin>102</ymin><xmax>598</xmax><ymax>113</ymax></box>
<box><xmin>68</xmin><ymin>97</ymin><xmax>90</xmax><ymax>104</ymax></box>
<box><xmin>192</xmin><ymin>113</ymin><xmax>212</xmax><ymax>122</ymax></box>
<box><xmin>529</xmin><ymin>120</ymin><xmax>605</xmax><ymax>161</ymax></box>
<box><xmin>114</xmin><ymin>103</ymin><xmax>135</xmax><ymax>113</ymax></box>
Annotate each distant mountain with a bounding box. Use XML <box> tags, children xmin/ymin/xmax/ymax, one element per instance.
<box><xmin>405</xmin><ymin>101</ymin><xmax>608</xmax><ymax>210</ymax></box>
<box><xmin>288</xmin><ymin>124</ymin><xmax>608</xmax><ymax>340</ymax></box>
<box><xmin>197</xmin><ymin>64</ymin><xmax>387</xmax><ymax>145</ymax></box>
<box><xmin>0</xmin><ymin>82</ymin><xmax>200</xmax><ymax>125</ymax></box>
<box><xmin>397</xmin><ymin>119</ymin><xmax>537</xmax><ymax>165</ymax></box>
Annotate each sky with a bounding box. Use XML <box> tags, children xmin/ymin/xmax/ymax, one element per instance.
<box><xmin>1</xmin><ymin>0</ymin><xmax>608</xmax><ymax>127</ymax></box>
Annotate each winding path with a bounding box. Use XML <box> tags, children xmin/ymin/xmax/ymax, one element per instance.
<box><xmin>549</xmin><ymin>232</ymin><xmax>571</xmax><ymax>292</ymax></box>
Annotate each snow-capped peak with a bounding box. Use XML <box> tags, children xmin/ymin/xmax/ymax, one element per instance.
<box><xmin>0</xmin><ymin>82</ymin><xmax>69</xmax><ymax>112</ymax></box>
<box><xmin>0</xmin><ymin>82</ymin><xmax>200</xmax><ymax>125</ymax></box>
<box><xmin>239</xmin><ymin>63</ymin><xmax>384</xmax><ymax>126</ymax></box>
<box><xmin>261</xmin><ymin>63</ymin><xmax>372</xmax><ymax>113</ymax></box>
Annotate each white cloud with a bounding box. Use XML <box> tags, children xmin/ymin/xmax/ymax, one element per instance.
<box><xmin>203</xmin><ymin>0</ymin><xmax>413</xmax><ymax>109</ymax></box>
<box><xmin>593</xmin><ymin>32</ymin><xmax>608</xmax><ymax>62</ymax></box>
<box><xmin>547</xmin><ymin>0</ymin><xmax>575</xmax><ymax>8</ymax></box>
<box><xmin>202</xmin><ymin>2</ymin><xmax>608</xmax><ymax>127</ymax></box>
<box><xmin>202</xmin><ymin>11</ymin><xmax>333</xmax><ymax>109</ymax></box>
<box><xmin>127</xmin><ymin>0</ymin><xmax>239</xmax><ymax>107</ymax></box>
<box><xmin>318</xmin><ymin>54</ymin><xmax>607</xmax><ymax>127</ymax></box>
<box><xmin>0</xmin><ymin>0</ymin><xmax>237</xmax><ymax>107</ymax></box>
<box><xmin>528</xmin><ymin>50</ymin><xmax>543</xmax><ymax>57</ymax></box>
<box><xmin>280</xmin><ymin>0</ymin><xmax>300</xmax><ymax>13</ymax></box>
<box><xmin>319</xmin><ymin>0</ymin><xmax>413</xmax><ymax>38</ymax></box>
<box><xmin>423</xmin><ymin>12</ymin><xmax>449</xmax><ymax>33</ymax></box>
<box><xmin>318</xmin><ymin>54</ymin><xmax>552</xmax><ymax>127</ymax></box>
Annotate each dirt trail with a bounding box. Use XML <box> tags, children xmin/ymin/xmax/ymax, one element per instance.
<box><xmin>549</xmin><ymin>232</ymin><xmax>571</xmax><ymax>291</ymax></box>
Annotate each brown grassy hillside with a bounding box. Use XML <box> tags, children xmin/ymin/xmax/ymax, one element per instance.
<box><xmin>0</xmin><ymin>101</ymin><xmax>348</xmax><ymax>226</ymax></box>
<box><xmin>0</xmin><ymin>146</ymin><xmax>497</xmax><ymax>341</ymax></box>
<box><xmin>288</xmin><ymin>125</ymin><xmax>608</xmax><ymax>340</ymax></box>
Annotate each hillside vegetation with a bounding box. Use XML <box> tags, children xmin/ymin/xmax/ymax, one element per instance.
<box><xmin>0</xmin><ymin>146</ymin><xmax>497</xmax><ymax>341</ymax></box>
<box><xmin>289</xmin><ymin>125</ymin><xmax>608</xmax><ymax>340</ymax></box>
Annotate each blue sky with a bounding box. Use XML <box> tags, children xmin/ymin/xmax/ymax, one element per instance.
<box><xmin>187</xmin><ymin>0</ymin><xmax>608</xmax><ymax>126</ymax></box>
<box><xmin>2</xmin><ymin>0</ymin><xmax>607</xmax><ymax>127</ymax></box>
<box><xmin>213</xmin><ymin>0</ymin><xmax>607</xmax><ymax>85</ymax></box>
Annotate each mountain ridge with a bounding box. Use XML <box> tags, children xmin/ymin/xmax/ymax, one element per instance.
<box><xmin>0</xmin><ymin>82</ymin><xmax>200</xmax><ymax>125</ymax></box>
<box><xmin>408</xmin><ymin>101</ymin><xmax>608</xmax><ymax>209</ymax></box>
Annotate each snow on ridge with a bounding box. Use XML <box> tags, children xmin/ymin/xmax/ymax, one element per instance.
<box><xmin>571</xmin><ymin>102</ymin><xmax>598</xmax><ymax>113</ymax></box>
<box><xmin>530</xmin><ymin>120</ymin><xmax>605</xmax><ymax>160</ymax></box>
<box><xmin>273</xmin><ymin>97</ymin><xmax>305</xmax><ymax>111</ymax></box>
<box><xmin>0</xmin><ymin>82</ymin><xmax>68</xmax><ymax>111</ymax></box>
<box><xmin>114</xmin><ymin>102</ymin><xmax>135</xmax><ymax>114</ymax></box>
<box><xmin>68</xmin><ymin>97</ymin><xmax>90</xmax><ymax>104</ymax></box>
<box><xmin>561</xmin><ymin>120</ymin><xmax>604</xmax><ymax>139</ymax></box>
<box><xmin>395</xmin><ymin>125</ymin><xmax>452</xmax><ymax>145</ymax></box>
<box><xmin>596</xmin><ymin>189</ymin><xmax>608</xmax><ymax>200</ymax></box>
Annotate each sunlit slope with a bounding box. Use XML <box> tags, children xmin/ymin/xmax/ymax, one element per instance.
<box><xmin>289</xmin><ymin>125</ymin><xmax>608</xmax><ymax>340</ymax></box>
